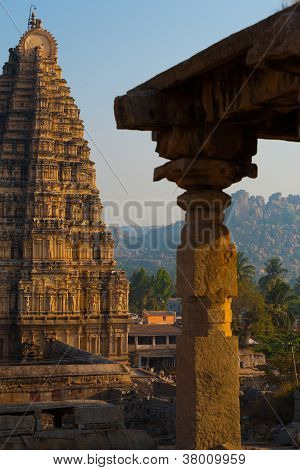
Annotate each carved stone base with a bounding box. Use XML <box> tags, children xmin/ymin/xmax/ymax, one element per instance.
<box><xmin>176</xmin><ymin>332</ymin><xmax>241</xmax><ymax>450</ymax></box>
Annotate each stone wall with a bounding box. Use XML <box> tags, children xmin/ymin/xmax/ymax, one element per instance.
<box><xmin>0</xmin><ymin>400</ymin><xmax>155</xmax><ymax>450</ymax></box>
<box><xmin>124</xmin><ymin>391</ymin><xmax>175</xmax><ymax>439</ymax></box>
<box><xmin>0</xmin><ymin>363</ymin><xmax>132</xmax><ymax>404</ymax></box>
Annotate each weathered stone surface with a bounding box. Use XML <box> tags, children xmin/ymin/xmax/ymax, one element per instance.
<box><xmin>0</xmin><ymin>15</ymin><xmax>129</xmax><ymax>363</ymax></box>
<box><xmin>177</xmin><ymin>332</ymin><xmax>240</xmax><ymax>449</ymax></box>
<box><xmin>0</xmin><ymin>415</ymin><xmax>35</xmax><ymax>433</ymax></box>
<box><xmin>35</xmin><ymin>429</ymin><xmax>75</xmax><ymax>440</ymax></box>
<box><xmin>0</xmin><ymin>363</ymin><xmax>132</xmax><ymax>404</ymax></box>
<box><xmin>73</xmin><ymin>403</ymin><xmax>123</xmax><ymax>425</ymax></box>
<box><xmin>0</xmin><ymin>436</ymin><xmax>26</xmax><ymax>449</ymax></box>
<box><xmin>177</xmin><ymin>240</ymin><xmax>237</xmax><ymax>300</ymax></box>
<box><xmin>73</xmin><ymin>431</ymin><xmax>111</xmax><ymax>450</ymax></box>
<box><xmin>246</xmin><ymin>8</ymin><xmax>300</xmax><ymax>71</ymax></box>
<box><xmin>0</xmin><ymin>429</ymin><xmax>32</xmax><ymax>438</ymax></box>
<box><xmin>0</xmin><ymin>400</ymin><xmax>155</xmax><ymax>449</ymax></box>
<box><xmin>122</xmin><ymin>6</ymin><xmax>300</xmax><ymax>94</ymax></box>
<box><xmin>154</xmin><ymin>125</ymin><xmax>257</xmax><ymax>161</ymax></box>
<box><xmin>120</xmin><ymin>429</ymin><xmax>156</xmax><ymax>450</ymax></box>
<box><xmin>115</xmin><ymin>6</ymin><xmax>300</xmax><ymax>137</ymax></box>
<box><xmin>154</xmin><ymin>158</ymin><xmax>257</xmax><ymax>190</ymax></box>
<box><xmin>29</xmin><ymin>437</ymin><xmax>74</xmax><ymax>451</ymax></box>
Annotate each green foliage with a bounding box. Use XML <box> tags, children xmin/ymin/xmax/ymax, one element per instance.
<box><xmin>147</xmin><ymin>268</ymin><xmax>173</xmax><ymax>310</ymax></box>
<box><xmin>232</xmin><ymin>280</ymin><xmax>270</xmax><ymax>345</ymax></box>
<box><xmin>256</xmin><ymin>257</ymin><xmax>298</xmax><ymax>331</ymax></box>
<box><xmin>255</xmin><ymin>333</ymin><xmax>300</xmax><ymax>383</ymax></box>
<box><xmin>259</xmin><ymin>257</ymin><xmax>287</xmax><ymax>292</ymax></box>
<box><xmin>257</xmin><ymin>333</ymin><xmax>300</xmax><ymax>356</ymax></box>
<box><xmin>237</xmin><ymin>252</ymin><xmax>256</xmax><ymax>283</ymax></box>
<box><xmin>264</xmin><ymin>278</ymin><xmax>294</xmax><ymax>306</ymax></box>
<box><xmin>233</xmin><ymin>254</ymin><xmax>300</xmax><ymax>347</ymax></box>
<box><xmin>288</xmin><ymin>298</ymin><xmax>300</xmax><ymax>319</ymax></box>
<box><xmin>129</xmin><ymin>268</ymin><xmax>151</xmax><ymax>313</ymax></box>
<box><xmin>129</xmin><ymin>267</ymin><xmax>173</xmax><ymax>313</ymax></box>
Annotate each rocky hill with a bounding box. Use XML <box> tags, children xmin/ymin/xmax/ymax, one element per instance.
<box><xmin>226</xmin><ymin>191</ymin><xmax>299</xmax><ymax>278</ymax></box>
<box><xmin>110</xmin><ymin>191</ymin><xmax>299</xmax><ymax>280</ymax></box>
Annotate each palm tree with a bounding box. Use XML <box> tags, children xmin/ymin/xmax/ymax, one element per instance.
<box><xmin>264</xmin><ymin>257</ymin><xmax>287</xmax><ymax>279</ymax></box>
<box><xmin>259</xmin><ymin>257</ymin><xmax>287</xmax><ymax>292</ymax></box>
<box><xmin>265</xmin><ymin>278</ymin><xmax>294</xmax><ymax>306</ymax></box>
<box><xmin>265</xmin><ymin>278</ymin><xmax>297</xmax><ymax>330</ymax></box>
<box><xmin>237</xmin><ymin>252</ymin><xmax>256</xmax><ymax>282</ymax></box>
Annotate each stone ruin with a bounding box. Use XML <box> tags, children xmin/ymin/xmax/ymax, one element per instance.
<box><xmin>0</xmin><ymin>400</ymin><xmax>154</xmax><ymax>450</ymax></box>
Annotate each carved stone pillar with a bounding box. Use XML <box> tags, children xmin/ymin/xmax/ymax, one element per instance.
<box><xmin>176</xmin><ymin>189</ymin><xmax>240</xmax><ymax>449</ymax></box>
<box><xmin>152</xmin><ymin>126</ymin><xmax>258</xmax><ymax>450</ymax></box>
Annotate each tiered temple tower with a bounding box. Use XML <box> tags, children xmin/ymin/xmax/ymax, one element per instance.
<box><xmin>0</xmin><ymin>14</ymin><xmax>129</xmax><ymax>362</ymax></box>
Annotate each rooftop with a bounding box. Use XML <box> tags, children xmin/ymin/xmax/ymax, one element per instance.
<box><xmin>143</xmin><ymin>311</ymin><xmax>175</xmax><ymax>316</ymax></box>
<box><xmin>129</xmin><ymin>324</ymin><xmax>182</xmax><ymax>336</ymax></box>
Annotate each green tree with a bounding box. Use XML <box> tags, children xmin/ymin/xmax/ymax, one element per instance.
<box><xmin>264</xmin><ymin>257</ymin><xmax>288</xmax><ymax>278</ymax></box>
<box><xmin>263</xmin><ymin>278</ymin><xmax>296</xmax><ymax>330</ymax></box>
<box><xmin>232</xmin><ymin>280</ymin><xmax>269</xmax><ymax>346</ymax></box>
<box><xmin>256</xmin><ymin>333</ymin><xmax>300</xmax><ymax>383</ymax></box>
<box><xmin>129</xmin><ymin>267</ymin><xmax>174</xmax><ymax>313</ymax></box>
<box><xmin>153</xmin><ymin>268</ymin><xmax>173</xmax><ymax>309</ymax></box>
<box><xmin>259</xmin><ymin>256</ymin><xmax>287</xmax><ymax>287</ymax></box>
<box><xmin>259</xmin><ymin>256</ymin><xmax>288</xmax><ymax>294</ymax></box>
<box><xmin>129</xmin><ymin>268</ymin><xmax>151</xmax><ymax>313</ymax></box>
<box><xmin>288</xmin><ymin>298</ymin><xmax>300</xmax><ymax>321</ymax></box>
<box><xmin>237</xmin><ymin>252</ymin><xmax>256</xmax><ymax>282</ymax></box>
<box><xmin>265</xmin><ymin>278</ymin><xmax>294</xmax><ymax>304</ymax></box>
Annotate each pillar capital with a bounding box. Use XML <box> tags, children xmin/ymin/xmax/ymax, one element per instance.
<box><xmin>154</xmin><ymin>155</ymin><xmax>257</xmax><ymax>190</ymax></box>
<box><xmin>154</xmin><ymin>123</ymin><xmax>258</xmax><ymax>161</ymax></box>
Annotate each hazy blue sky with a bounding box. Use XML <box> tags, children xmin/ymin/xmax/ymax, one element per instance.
<box><xmin>0</xmin><ymin>0</ymin><xmax>299</xmax><ymax>224</ymax></box>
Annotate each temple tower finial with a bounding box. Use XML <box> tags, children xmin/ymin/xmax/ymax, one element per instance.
<box><xmin>28</xmin><ymin>5</ymin><xmax>42</xmax><ymax>30</ymax></box>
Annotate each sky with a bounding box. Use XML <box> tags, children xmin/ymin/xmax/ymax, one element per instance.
<box><xmin>0</xmin><ymin>0</ymin><xmax>299</xmax><ymax>225</ymax></box>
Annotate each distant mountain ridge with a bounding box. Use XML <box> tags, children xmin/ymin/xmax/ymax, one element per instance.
<box><xmin>110</xmin><ymin>191</ymin><xmax>299</xmax><ymax>280</ymax></box>
<box><xmin>226</xmin><ymin>191</ymin><xmax>299</xmax><ymax>278</ymax></box>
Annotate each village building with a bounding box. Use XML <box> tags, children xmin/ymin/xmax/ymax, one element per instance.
<box><xmin>128</xmin><ymin>323</ymin><xmax>181</xmax><ymax>370</ymax></box>
<box><xmin>142</xmin><ymin>309</ymin><xmax>176</xmax><ymax>325</ymax></box>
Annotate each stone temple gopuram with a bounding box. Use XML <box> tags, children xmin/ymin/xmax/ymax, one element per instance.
<box><xmin>0</xmin><ymin>13</ymin><xmax>129</xmax><ymax>363</ymax></box>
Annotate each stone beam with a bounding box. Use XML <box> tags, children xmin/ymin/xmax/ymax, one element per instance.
<box><xmin>115</xmin><ymin>6</ymin><xmax>300</xmax><ymax>140</ymax></box>
<box><xmin>115</xmin><ymin>68</ymin><xmax>300</xmax><ymax>134</ymax></box>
